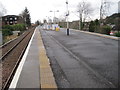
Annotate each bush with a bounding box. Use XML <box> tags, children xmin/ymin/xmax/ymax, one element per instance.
<box><xmin>114</xmin><ymin>32</ymin><xmax>120</xmax><ymax>37</ymax></box>
<box><xmin>94</xmin><ymin>26</ymin><xmax>100</xmax><ymax>33</ymax></box>
<box><xmin>11</xmin><ymin>24</ymin><xmax>26</xmax><ymax>31</ymax></box>
<box><xmin>89</xmin><ymin>21</ymin><xmax>95</xmax><ymax>32</ymax></box>
<box><xmin>2</xmin><ymin>25</ymin><xmax>13</xmax><ymax>31</ymax></box>
<box><xmin>2</xmin><ymin>24</ymin><xmax>26</xmax><ymax>32</ymax></box>
<box><xmin>60</xmin><ymin>26</ymin><xmax>62</xmax><ymax>28</ymax></box>
<box><xmin>2</xmin><ymin>29</ymin><xmax>13</xmax><ymax>36</ymax></box>
<box><xmin>89</xmin><ymin>19</ymin><xmax>100</xmax><ymax>32</ymax></box>
<box><xmin>100</xmin><ymin>25</ymin><xmax>112</xmax><ymax>35</ymax></box>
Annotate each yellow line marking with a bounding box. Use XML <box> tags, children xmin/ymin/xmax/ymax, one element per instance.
<box><xmin>37</xmin><ymin>29</ymin><xmax>57</xmax><ymax>89</ymax></box>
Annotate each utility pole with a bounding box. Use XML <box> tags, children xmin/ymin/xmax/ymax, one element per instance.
<box><xmin>66</xmin><ymin>0</ymin><xmax>69</xmax><ymax>35</ymax></box>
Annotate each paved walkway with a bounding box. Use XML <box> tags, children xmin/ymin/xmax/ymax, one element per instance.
<box><xmin>9</xmin><ymin>27</ymin><xmax>57</xmax><ymax>89</ymax></box>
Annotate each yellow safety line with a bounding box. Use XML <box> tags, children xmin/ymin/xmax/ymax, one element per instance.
<box><xmin>37</xmin><ymin>29</ymin><xmax>57</xmax><ymax>89</ymax></box>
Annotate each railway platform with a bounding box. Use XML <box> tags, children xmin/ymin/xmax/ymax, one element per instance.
<box><xmin>9</xmin><ymin>27</ymin><xmax>57</xmax><ymax>89</ymax></box>
<box><xmin>7</xmin><ymin>26</ymin><xmax>118</xmax><ymax>89</ymax></box>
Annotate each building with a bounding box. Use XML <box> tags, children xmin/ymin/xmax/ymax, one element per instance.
<box><xmin>1</xmin><ymin>15</ymin><xmax>24</xmax><ymax>26</ymax></box>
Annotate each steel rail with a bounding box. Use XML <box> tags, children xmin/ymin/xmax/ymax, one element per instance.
<box><xmin>0</xmin><ymin>31</ymin><xmax>31</xmax><ymax>61</ymax></box>
<box><xmin>1</xmin><ymin>29</ymin><xmax>34</xmax><ymax>90</ymax></box>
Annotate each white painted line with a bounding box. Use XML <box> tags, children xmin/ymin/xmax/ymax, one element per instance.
<box><xmin>9</xmin><ymin>29</ymin><xmax>36</xmax><ymax>89</ymax></box>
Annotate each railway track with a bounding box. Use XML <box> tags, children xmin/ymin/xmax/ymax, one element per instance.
<box><xmin>0</xmin><ymin>30</ymin><xmax>31</xmax><ymax>60</ymax></box>
<box><xmin>0</xmin><ymin>30</ymin><xmax>31</xmax><ymax>56</ymax></box>
<box><xmin>1</xmin><ymin>27</ymin><xmax>35</xmax><ymax>89</ymax></box>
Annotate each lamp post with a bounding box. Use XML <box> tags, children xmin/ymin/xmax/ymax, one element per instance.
<box><xmin>66</xmin><ymin>0</ymin><xmax>69</xmax><ymax>35</ymax></box>
<box><xmin>46</xmin><ymin>16</ymin><xmax>52</xmax><ymax>29</ymax></box>
<box><xmin>50</xmin><ymin>10</ymin><xmax>59</xmax><ymax>24</ymax></box>
<box><xmin>46</xmin><ymin>16</ymin><xmax>52</xmax><ymax>24</ymax></box>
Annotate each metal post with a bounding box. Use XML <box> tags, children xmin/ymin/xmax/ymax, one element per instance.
<box><xmin>50</xmin><ymin>10</ymin><xmax>59</xmax><ymax>30</ymax></box>
<box><xmin>66</xmin><ymin>0</ymin><xmax>69</xmax><ymax>35</ymax></box>
<box><xmin>53</xmin><ymin>11</ymin><xmax>55</xmax><ymax>24</ymax></box>
<box><xmin>79</xmin><ymin>12</ymin><xmax>81</xmax><ymax>30</ymax></box>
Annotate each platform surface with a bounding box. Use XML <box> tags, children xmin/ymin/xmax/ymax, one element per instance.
<box><xmin>16</xmin><ymin>28</ymin><xmax>40</xmax><ymax>88</ymax></box>
<box><xmin>9</xmin><ymin>27</ymin><xmax>57</xmax><ymax>89</ymax></box>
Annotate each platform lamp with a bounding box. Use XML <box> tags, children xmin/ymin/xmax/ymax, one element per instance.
<box><xmin>50</xmin><ymin>10</ymin><xmax>59</xmax><ymax>24</ymax></box>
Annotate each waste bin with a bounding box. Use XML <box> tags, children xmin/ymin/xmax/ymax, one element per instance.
<box><xmin>56</xmin><ymin>27</ymin><xmax>60</xmax><ymax>31</ymax></box>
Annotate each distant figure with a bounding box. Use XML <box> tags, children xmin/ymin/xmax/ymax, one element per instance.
<box><xmin>55</xmin><ymin>26</ymin><xmax>56</xmax><ymax>30</ymax></box>
<box><xmin>26</xmin><ymin>27</ymin><xmax>28</xmax><ymax>30</ymax></box>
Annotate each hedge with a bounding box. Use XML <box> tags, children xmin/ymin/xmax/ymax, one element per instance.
<box><xmin>11</xmin><ymin>24</ymin><xmax>26</xmax><ymax>31</ymax></box>
<box><xmin>2</xmin><ymin>24</ymin><xmax>26</xmax><ymax>31</ymax></box>
<box><xmin>2</xmin><ymin>29</ymin><xmax>13</xmax><ymax>36</ymax></box>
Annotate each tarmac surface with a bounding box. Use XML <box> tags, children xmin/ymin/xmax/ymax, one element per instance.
<box><xmin>40</xmin><ymin>28</ymin><xmax>118</xmax><ymax>88</ymax></box>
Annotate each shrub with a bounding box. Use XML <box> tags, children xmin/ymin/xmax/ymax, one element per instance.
<box><xmin>100</xmin><ymin>25</ymin><xmax>112</xmax><ymax>35</ymax></box>
<box><xmin>2</xmin><ymin>24</ymin><xmax>26</xmax><ymax>31</ymax></box>
<box><xmin>89</xmin><ymin>21</ymin><xmax>95</xmax><ymax>32</ymax></box>
<box><xmin>114</xmin><ymin>32</ymin><xmax>120</xmax><ymax>37</ymax></box>
<box><xmin>60</xmin><ymin>26</ymin><xmax>62</xmax><ymax>28</ymax></box>
<box><xmin>2</xmin><ymin>25</ymin><xmax>13</xmax><ymax>31</ymax></box>
<box><xmin>94</xmin><ymin>26</ymin><xmax>100</xmax><ymax>33</ymax></box>
<box><xmin>2</xmin><ymin>29</ymin><xmax>13</xmax><ymax>36</ymax></box>
<box><xmin>11</xmin><ymin>24</ymin><xmax>26</xmax><ymax>31</ymax></box>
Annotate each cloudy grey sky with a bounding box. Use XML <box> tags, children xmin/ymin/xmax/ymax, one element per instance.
<box><xmin>0</xmin><ymin>0</ymin><xmax>119</xmax><ymax>23</ymax></box>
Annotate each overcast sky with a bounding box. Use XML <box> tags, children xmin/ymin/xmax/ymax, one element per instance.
<box><xmin>0</xmin><ymin>0</ymin><xmax>119</xmax><ymax>23</ymax></box>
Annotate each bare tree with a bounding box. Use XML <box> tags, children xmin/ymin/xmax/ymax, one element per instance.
<box><xmin>0</xmin><ymin>2</ymin><xmax>7</xmax><ymax>16</ymax></box>
<box><xmin>100</xmin><ymin>0</ymin><xmax>111</xmax><ymax>24</ymax></box>
<box><xmin>77</xmin><ymin>1</ymin><xmax>93</xmax><ymax>30</ymax></box>
<box><xmin>58</xmin><ymin>14</ymin><xmax>67</xmax><ymax>22</ymax></box>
